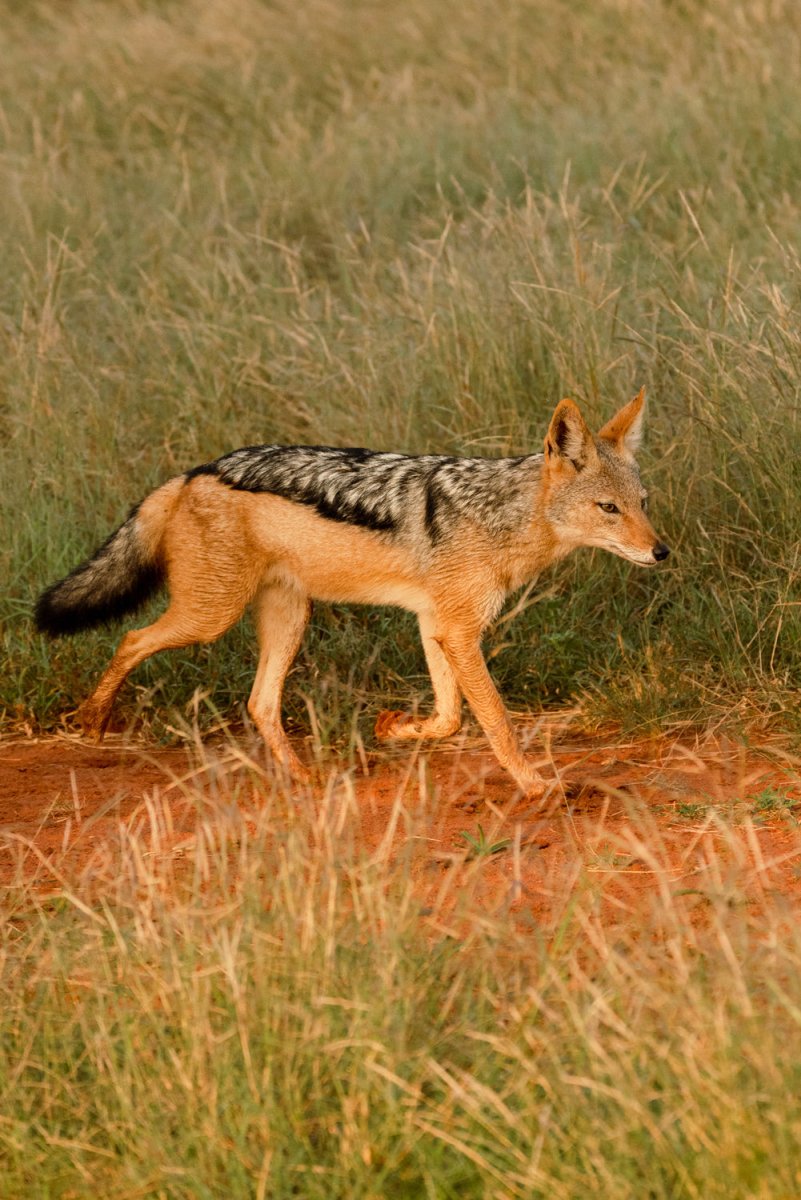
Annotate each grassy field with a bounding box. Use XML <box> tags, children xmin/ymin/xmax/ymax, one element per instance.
<box><xmin>3</xmin><ymin>0</ymin><xmax>801</xmax><ymax>740</ymax></box>
<box><xmin>3</xmin><ymin>0</ymin><xmax>801</xmax><ymax>1193</ymax></box>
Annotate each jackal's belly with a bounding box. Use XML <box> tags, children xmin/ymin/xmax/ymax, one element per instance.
<box><xmin>250</xmin><ymin>493</ymin><xmax>430</xmax><ymax>611</ymax></box>
<box><xmin>275</xmin><ymin>566</ymin><xmax>430</xmax><ymax>611</ymax></box>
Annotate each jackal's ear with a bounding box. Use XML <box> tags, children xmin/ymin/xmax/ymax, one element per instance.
<box><xmin>544</xmin><ymin>399</ymin><xmax>597</xmax><ymax>472</ymax></box>
<box><xmin>598</xmin><ymin>387</ymin><xmax>646</xmax><ymax>456</ymax></box>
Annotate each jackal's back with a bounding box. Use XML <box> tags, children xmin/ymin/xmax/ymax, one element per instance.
<box><xmin>188</xmin><ymin>444</ymin><xmax>542</xmax><ymax>544</ymax></box>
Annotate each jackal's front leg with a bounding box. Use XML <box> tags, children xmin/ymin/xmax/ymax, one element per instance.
<box><xmin>375</xmin><ymin>613</ymin><xmax>462</xmax><ymax>742</ymax></box>
<box><xmin>437</xmin><ymin>629</ymin><xmax>546</xmax><ymax>799</ymax></box>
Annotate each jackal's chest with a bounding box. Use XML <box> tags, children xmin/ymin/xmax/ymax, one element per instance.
<box><xmin>492</xmin><ymin>530</ymin><xmax>558</xmax><ymax>595</ymax></box>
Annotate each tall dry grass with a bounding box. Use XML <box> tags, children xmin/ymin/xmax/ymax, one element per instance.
<box><xmin>2</xmin><ymin>742</ymin><xmax>801</xmax><ymax>1196</ymax></box>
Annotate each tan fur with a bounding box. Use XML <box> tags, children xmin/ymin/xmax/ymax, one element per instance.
<box><xmin>72</xmin><ymin>393</ymin><xmax>669</xmax><ymax>797</ymax></box>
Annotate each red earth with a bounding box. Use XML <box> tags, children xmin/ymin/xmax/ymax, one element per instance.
<box><xmin>2</xmin><ymin>721</ymin><xmax>800</xmax><ymax>929</ymax></box>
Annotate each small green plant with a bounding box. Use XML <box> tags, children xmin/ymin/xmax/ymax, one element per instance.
<box><xmin>751</xmin><ymin>787</ymin><xmax>799</xmax><ymax>820</ymax></box>
<box><xmin>459</xmin><ymin>824</ymin><xmax>511</xmax><ymax>858</ymax></box>
<box><xmin>675</xmin><ymin>789</ymin><xmax>800</xmax><ymax>824</ymax></box>
<box><xmin>676</xmin><ymin>802</ymin><xmax>708</xmax><ymax>820</ymax></box>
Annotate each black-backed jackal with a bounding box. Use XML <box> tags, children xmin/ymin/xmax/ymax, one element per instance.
<box><xmin>35</xmin><ymin>390</ymin><xmax>669</xmax><ymax>797</ymax></box>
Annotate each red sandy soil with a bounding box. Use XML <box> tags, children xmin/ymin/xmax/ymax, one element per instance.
<box><xmin>2</xmin><ymin>724</ymin><xmax>801</xmax><ymax>927</ymax></box>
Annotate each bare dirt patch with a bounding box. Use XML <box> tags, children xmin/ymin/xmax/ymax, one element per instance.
<box><xmin>2</xmin><ymin>726</ymin><xmax>801</xmax><ymax>928</ymax></box>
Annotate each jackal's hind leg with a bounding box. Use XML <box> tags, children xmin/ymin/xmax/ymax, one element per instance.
<box><xmin>79</xmin><ymin>598</ymin><xmax>247</xmax><ymax>739</ymax></box>
<box><xmin>247</xmin><ymin>584</ymin><xmax>312</xmax><ymax>781</ymax></box>
<box><xmin>375</xmin><ymin>613</ymin><xmax>462</xmax><ymax>742</ymax></box>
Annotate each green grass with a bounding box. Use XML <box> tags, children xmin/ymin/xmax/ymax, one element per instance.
<box><xmin>459</xmin><ymin>823</ymin><xmax>512</xmax><ymax>858</ymax></box>
<box><xmin>2</xmin><ymin>0</ymin><xmax>801</xmax><ymax>739</ymax></box>
<box><xmin>675</xmin><ymin>785</ymin><xmax>801</xmax><ymax>824</ymax></box>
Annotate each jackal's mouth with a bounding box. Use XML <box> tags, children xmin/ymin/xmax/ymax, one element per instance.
<box><xmin>604</xmin><ymin>541</ymin><xmax>666</xmax><ymax>566</ymax></box>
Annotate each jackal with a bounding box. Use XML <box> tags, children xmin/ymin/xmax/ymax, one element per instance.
<box><xmin>35</xmin><ymin>389</ymin><xmax>669</xmax><ymax>797</ymax></box>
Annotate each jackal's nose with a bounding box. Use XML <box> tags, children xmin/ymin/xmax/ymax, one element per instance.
<box><xmin>653</xmin><ymin>542</ymin><xmax>671</xmax><ymax>562</ymax></box>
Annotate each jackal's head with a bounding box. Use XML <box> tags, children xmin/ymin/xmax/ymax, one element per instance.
<box><xmin>541</xmin><ymin>388</ymin><xmax>670</xmax><ymax>566</ymax></box>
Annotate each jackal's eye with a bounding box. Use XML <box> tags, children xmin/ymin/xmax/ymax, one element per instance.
<box><xmin>597</xmin><ymin>502</ymin><xmax>620</xmax><ymax>515</ymax></box>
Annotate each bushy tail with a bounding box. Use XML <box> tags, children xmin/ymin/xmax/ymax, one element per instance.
<box><xmin>35</xmin><ymin>501</ymin><xmax>167</xmax><ymax>636</ymax></box>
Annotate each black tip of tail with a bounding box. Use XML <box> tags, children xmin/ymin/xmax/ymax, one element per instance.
<box><xmin>34</xmin><ymin>560</ymin><xmax>165</xmax><ymax>637</ymax></box>
<box><xmin>33</xmin><ymin>586</ymin><xmax>70</xmax><ymax>636</ymax></box>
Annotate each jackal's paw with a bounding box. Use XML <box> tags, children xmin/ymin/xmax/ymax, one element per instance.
<box><xmin>374</xmin><ymin>710</ymin><xmax>460</xmax><ymax>741</ymax></box>
<box><xmin>264</xmin><ymin>744</ymin><xmax>312</xmax><ymax>786</ymax></box>
<box><xmin>76</xmin><ymin>700</ymin><xmax>108</xmax><ymax>742</ymax></box>
<box><xmin>286</xmin><ymin>757</ymin><xmax>312</xmax><ymax>786</ymax></box>
<box><xmin>515</xmin><ymin>766</ymin><xmax>548</xmax><ymax>802</ymax></box>
<box><xmin>374</xmin><ymin>710</ymin><xmax>412</xmax><ymax>741</ymax></box>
